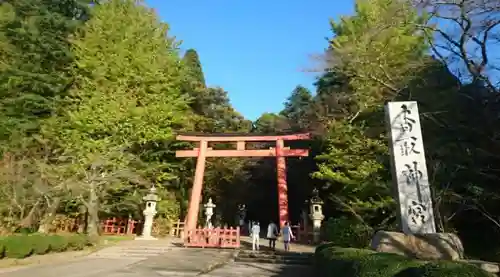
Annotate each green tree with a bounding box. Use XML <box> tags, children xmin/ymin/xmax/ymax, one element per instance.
<box><xmin>280</xmin><ymin>85</ymin><xmax>313</xmax><ymax>131</ymax></box>
<box><xmin>197</xmin><ymin>87</ymin><xmax>252</xmax><ymax>133</ymax></box>
<box><xmin>253</xmin><ymin>113</ymin><xmax>290</xmax><ymax>133</ymax></box>
<box><xmin>182</xmin><ymin>49</ymin><xmax>206</xmax><ymax>88</ymax></box>
<box><xmin>0</xmin><ymin>0</ymin><xmax>89</xmax><ymax>142</ymax></box>
<box><xmin>313</xmin><ymin>0</ymin><xmax>428</xmax><ymax>226</ymax></box>
<box><xmin>0</xmin><ymin>0</ymin><xmax>90</xmax><ymax>232</ymax></box>
<box><xmin>181</xmin><ymin>48</ymin><xmax>208</xmax><ymax>116</ymax></box>
<box><xmin>40</xmin><ymin>0</ymin><xmax>191</xmax><ymax>236</ymax></box>
<box><xmin>328</xmin><ymin>0</ymin><xmax>428</xmax><ymax>109</ymax></box>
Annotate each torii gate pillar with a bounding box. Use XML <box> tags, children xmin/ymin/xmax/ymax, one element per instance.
<box><xmin>276</xmin><ymin>139</ymin><xmax>289</xmax><ymax>228</ymax></box>
<box><xmin>176</xmin><ymin>133</ymin><xmax>310</xmax><ymax>231</ymax></box>
<box><xmin>184</xmin><ymin>140</ymin><xmax>208</xmax><ymax>232</ymax></box>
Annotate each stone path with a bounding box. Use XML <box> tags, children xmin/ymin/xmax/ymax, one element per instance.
<box><xmin>0</xmin><ymin>236</ymin><xmax>316</xmax><ymax>277</ymax></box>
<box><xmin>239</xmin><ymin>236</ymin><xmax>315</xmax><ymax>253</ymax></box>
<box><xmin>206</xmin><ymin>236</ymin><xmax>314</xmax><ymax>277</ymax></box>
<box><xmin>203</xmin><ymin>262</ymin><xmax>313</xmax><ymax>277</ymax></box>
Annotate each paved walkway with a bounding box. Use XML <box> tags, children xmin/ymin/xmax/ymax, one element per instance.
<box><xmin>203</xmin><ymin>262</ymin><xmax>312</xmax><ymax>277</ymax></box>
<box><xmin>239</xmin><ymin>236</ymin><xmax>316</xmax><ymax>253</ymax></box>
<box><xmin>207</xmin><ymin>236</ymin><xmax>314</xmax><ymax>277</ymax></box>
<box><xmin>0</xmin><ymin>236</ymin><xmax>316</xmax><ymax>277</ymax></box>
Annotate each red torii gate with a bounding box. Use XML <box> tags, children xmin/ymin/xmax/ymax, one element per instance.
<box><xmin>175</xmin><ymin>133</ymin><xmax>310</xmax><ymax>232</ymax></box>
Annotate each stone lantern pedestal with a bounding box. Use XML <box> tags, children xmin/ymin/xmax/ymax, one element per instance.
<box><xmin>136</xmin><ymin>186</ymin><xmax>160</xmax><ymax>241</ymax></box>
<box><xmin>204</xmin><ymin>198</ymin><xmax>216</xmax><ymax>228</ymax></box>
<box><xmin>309</xmin><ymin>188</ymin><xmax>324</xmax><ymax>244</ymax></box>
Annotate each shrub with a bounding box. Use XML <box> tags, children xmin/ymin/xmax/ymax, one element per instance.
<box><xmin>315</xmin><ymin>245</ymin><xmax>376</xmax><ymax>277</ymax></box>
<box><xmin>396</xmin><ymin>261</ymin><xmax>493</xmax><ymax>277</ymax></box>
<box><xmin>322</xmin><ymin>217</ymin><xmax>374</xmax><ymax>248</ymax></box>
<box><xmin>315</xmin><ymin>242</ymin><xmax>337</xmax><ymax>255</ymax></box>
<box><xmin>46</xmin><ymin>235</ymin><xmax>69</xmax><ymax>252</ymax></box>
<box><xmin>316</xmin><ymin>246</ymin><xmax>418</xmax><ymax>277</ymax></box>
<box><xmin>356</xmin><ymin>252</ymin><xmax>422</xmax><ymax>277</ymax></box>
<box><xmin>15</xmin><ymin>227</ymin><xmax>37</xmax><ymax>234</ymax></box>
<box><xmin>152</xmin><ymin>217</ymin><xmax>173</xmax><ymax>237</ymax></box>
<box><xmin>66</xmin><ymin>234</ymin><xmax>91</xmax><ymax>250</ymax></box>
<box><xmin>3</xmin><ymin>235</ymin><xmax>34</xmax><ymax>259</ymax></box>
<box><xmin>0</xmin><ymin>238</ymin><xmax>5</xmax><ymax>258</ymax></box>
<box><xmin>30</xmin><ymin>234</ymin><xmax>51</xmax><ymax>255</ymax></box>
<box><xmin>315</xmin><ymin>244</ymin><xmax>491</xmax><ymax>277</ymax></box>
<box><xmin>0</xmin><ymin>233</ymin><xmax>91</xmax><ymax>259</ymax></box>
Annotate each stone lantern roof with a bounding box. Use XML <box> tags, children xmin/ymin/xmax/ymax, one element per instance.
<box><xmin>310</xmin><ymin>188</ymin><xmax>323</xmax><ymax>204</ymax></box>
<box><xmin>143</xmin><ymin>186</ymin><xmax>160</xmax><ymax>202</ymax></box>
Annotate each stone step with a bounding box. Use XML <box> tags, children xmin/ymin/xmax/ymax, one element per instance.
<box><xmin>92</xmin><ymin>251</ymin><xmax>166</xmax><ymax>257</ymax></box>
<box><xmin>238</xmin><ymin>250</ymin><xmax>312</xmax><ymax>257</ymax></box>
<box><xmin>235</xmin><ymin>250</ymin><xmax>313</xmax><ymax>266</ymax></box>
<box><xmin>237</xmin><ymin>253</ymin><xmax>312</xmax><ymax>260</ymax></box>
<box><xmin>97</xmin><ymin>246</ymin><xmax>173</xmax><ymax>252</ymax></box>
<box><xmin>234</xmin><ymin>256</ymin><xmax>312</xmax><ymax>265</ymax></box>
<box><xmin>98</xmin><ymin>246</ymin><xmax>172</xmax><ymax>252</ymax></box>
<box><xmin>88</xmin><ymin>245</ymin><xmax>172</xmax><ymax>259</ymax></box>
<box><xmin>87</xmin><ymin>254</ymin><xmax>148</xmax><ymax>260</ymax></box>
<box><xmin>95</xmin><ymin>250</ymin><xmax>168</xmax><ymax>256</ymax></box>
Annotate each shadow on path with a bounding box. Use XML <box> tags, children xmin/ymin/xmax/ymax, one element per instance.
<box><xmin>239</xmin><ymin>239</ymin><xmax>314</xmax><ymax>254</ymax></box>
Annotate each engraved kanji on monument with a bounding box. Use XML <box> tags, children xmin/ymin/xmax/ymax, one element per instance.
<box><xmin>385</xmin><ymin>101</ymin><xmax>436</xmax><ymax>234</ymax></box>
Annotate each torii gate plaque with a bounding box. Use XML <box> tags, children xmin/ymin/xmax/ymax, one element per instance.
<box><xmin>176</xmin><ymin>133</ymin><xmax>310</xmax><ymax>231</ymax></box>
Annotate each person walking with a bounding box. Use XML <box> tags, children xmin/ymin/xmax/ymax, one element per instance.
<box><xmin>282</xmin><ymin>221</ymin><xmax>294</xmax><ymax>252</ymax></box>
<box><xmin>251</xmin><ymin>221</ymin><xmax>261</xmax><ymax>251</ymax></box>
<box><xmin>266</xmin><ymin>221</ymin><xmax>278</xmax><ymax>250</ymax></box>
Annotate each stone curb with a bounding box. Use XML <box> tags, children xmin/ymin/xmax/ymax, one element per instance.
<box><xmin>0</xmin><ymin>239</ymin><xmax>131</xmax><ymax>273</ymax></box>
<box><xmin>0</xmin><ymin>249</ymin><xmax>93</xmax><ymax>273</ymax></box>
<box><xmin>196</xmin><ymin>250</ymin><xmax>239</xmax><ymax>276</ymax></box>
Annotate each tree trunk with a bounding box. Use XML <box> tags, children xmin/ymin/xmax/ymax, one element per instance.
<box><xmin>38</xmin><ymin>197</ymin><xmax>61</xmax><ymax>233</ymax></box>
<box><xmin>19</xmin><ymin>199</ymin><xmax>41</xmax><ymax>229</ymax></box>
<box><xmin>77</xmin><ymin>205</ymin><xmax>88</xmax><ymax>233</ymax></box>
<box><xmin>86</xmin><ymin>186</ymin><xmax>100</xmax><ymax>237</ymax></box>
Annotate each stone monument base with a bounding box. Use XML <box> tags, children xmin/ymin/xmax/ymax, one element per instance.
<box><xmin>135</xmin><ymin>235</ymin><xmax>158</xmax><ymax>241</ymax></box>
<box><xmin>370</xmin><ymin>230</ymin><xmax>464</xmax><ymax>260</ymax></box>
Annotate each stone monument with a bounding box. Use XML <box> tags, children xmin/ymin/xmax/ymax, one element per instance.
<box><xmin>309</xmin><ymin>188</ymin><xmax>324</xmax><ymax>243</ymax></box>
<box><xmin>385</xmin><ymin>101</ymin><xmax>436</xmax><ymax>234</ymax></box>
<box><xmin>204</xmin><ymin>197</ymin><xmax>216</xmax><ymax>228</ymax></box>
<box><xmin>136</xmin><ymin>186</ymin><xmax>159</xmax><ymax>240</ymax></box>
<box><xmin>373</xmin><ymin>101</ymin><xmax>465</xmax><ymax>261</ymax></box>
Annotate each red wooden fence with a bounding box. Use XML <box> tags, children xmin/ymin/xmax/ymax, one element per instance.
<box><xmin>100</xmin><ymin>217</ymin><xmax>139</xmax><ymax>235</ymax></box>
<box><xmin>184</xmin><ymin>227</ymin><xmax>240</xmax><ymax>248</ymax></box>
<box><xmin>292</xmin><ymin>224</ymin><xmax>313</xmax><ymax>243</ymax></box>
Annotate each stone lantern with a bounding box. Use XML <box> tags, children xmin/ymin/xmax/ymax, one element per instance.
<box><xmin>204</xmin><ymin>197</ymin><xmax>216</xmax><ymax>228</ymax></box>
<box><xmin>309</xmin><ymin>188</ymin><xmax>324</xmax><ymax>243</ymax></box>
<box><xmin>136</xmin><ymin>186</ymin><xmax>160</xmax><ymax>240</ymax></box>
<box><xmin>237</xmin><ymin>204</ymin><xmax>247</xmax><ymax>226</ymax></box>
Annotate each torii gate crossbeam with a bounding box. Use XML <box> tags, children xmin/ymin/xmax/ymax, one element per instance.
<box><xmin>175</xmin><ymin>133</ymin><xmax>310</xmax><ymax>232</ymax></box>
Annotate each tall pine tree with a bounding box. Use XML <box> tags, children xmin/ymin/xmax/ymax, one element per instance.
<box><xmin>182</xmin><ymin>49</ymin><xmax>206</xmax><ymax>88</ymax></box>
<box><xmin>0</xmin><ymin>0</ymin><xmax>89</xmax><ymax>142</ymax></box>
<box><xmin>280</xmin><ymin>85</ymin><xmax>313</xmax><ymax>131</ymax></box>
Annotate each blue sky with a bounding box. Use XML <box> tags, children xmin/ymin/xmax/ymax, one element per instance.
<box><xmin>146</xmin><ymin>0</ymin><xmax>355</xmax><ymax>120</ymax></box>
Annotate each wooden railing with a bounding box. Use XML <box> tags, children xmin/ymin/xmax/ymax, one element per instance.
<box><xmin>100</xmin><ymin>217</ymin><xmax>139</xmax><ymax>235</ymax></box>
<box><xmin>292</xmin><ymin>224</ymin><xmax>313</xmax><ymax>243</ymax></box>
<box><xmin>184</xmin><ymin>227</ymin><xmax>240</xmax><ymax>248</ymax></box>
<box><xmin>169</xmin><ymin>219</ymin><xmax>185</xmax><ymax>238</ymax></box>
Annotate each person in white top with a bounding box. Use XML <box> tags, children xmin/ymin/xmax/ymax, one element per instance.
<box><xmin>282</xmin><ymin>221</ymin><xmax>294</xmax><ymax>251</ymax></box>
<box><xmin>266</xmin><ymin>221</ymin><xmax>279</xmax><ymax>250</ymax></box>
<box><xmin>251</xmin><ymin>221</ymin><xmax>260</xmax><ymax>251</ymax></box>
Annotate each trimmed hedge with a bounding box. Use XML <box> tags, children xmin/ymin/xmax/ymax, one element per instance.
<box><xmin>315</xmin><ymin>243</ymin><xmax>491</xmax><ymax>277</ymax></box>
<box><xmin>395</xmin><ymin>261</ymin><xmax>493</xmax><ymax>277</ymax></box>
<box><xmin>322</xmin><ymin>217</ymin><xmax>373</xmax><ymax>249</ymax></box>
<box><xmin>0</xmin><ymin>234</ymin><xmax>93</xmax><ymax>259</ymax></box>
